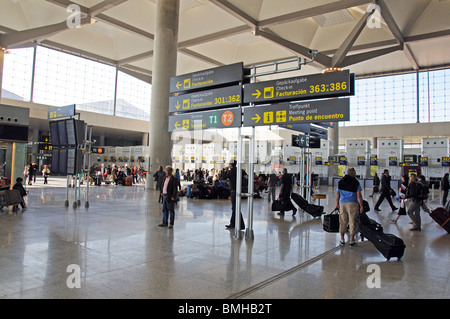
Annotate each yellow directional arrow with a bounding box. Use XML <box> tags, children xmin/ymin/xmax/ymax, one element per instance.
<box><xmin>176</xmin><ymin>82</ymin><xmax>182</xmax><ymax>89</ymax></box>
<box><xmin>174</xmin><ymin>121</ymin><xmax>180</xmax><ymax>129</ymax></box>
<box><xmin>252</xmin><ymin>114</ymin><xmax>261</xmax><ymax>123</ymax></box>
<box><xmin>252</xmin><ymin>89</ymin><xmax>261</xmax><ymax>99</ymax></box>
<box><xmin>175</xmin><ymin>101</ymin><xmax>181</xmax><ymax>110</ymax></box>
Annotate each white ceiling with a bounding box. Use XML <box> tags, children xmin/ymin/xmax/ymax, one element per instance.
<box><xmin>0</xmin><ymin>0</ymin><xmax>449</xmax><ymax>82</ymax></box>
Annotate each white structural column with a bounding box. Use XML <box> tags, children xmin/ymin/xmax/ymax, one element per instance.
<box><xmin>148</xmin><ymin>0</ymin><xmax>180</xmax><ymax>179</ymax></box>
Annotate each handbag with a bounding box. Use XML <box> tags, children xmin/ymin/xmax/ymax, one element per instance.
<box><xmin>390</xmin><ymin>188</ymin><xmax>396</xmax><ymax>197</ymax></box>
<box><xmin>271</xmin><ymin>199</ymin><xmax>284</xmax><ymax>211</ymax></box>
<box><xmin>323</xmin><ymin>209</ymin><xmax>340</xmax><ymax>233</ymax></box>
<box><xmin>362</xmin><ymin>200</ymin><xmax>370</xmax><ymax>213</ymax></box>
<box><xmin>398</xmin><ymin>199</ymin><xmax>406</xmax><ymax>215</ymax></box>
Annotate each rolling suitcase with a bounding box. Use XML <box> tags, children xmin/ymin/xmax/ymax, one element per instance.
<box><xmin>323</xmin><ymin>209</ymin><xmax>340</xmax><ymax>232</ymax></box>
<box><xmin>291</xmin><ymin>193</ymin><xmax>324</xmax><ymax>218</ymax></box>
<box><xmin>359</xmin><ymin>213</ymin><xmax>405</xmax><ymax>260</ymax></box>
<box><xmin>429</xmin><ymin>207</ymin><xmax>450</xmax><ymax>234</ymax></box>
<box><xmin>125</xmin><ymin>176</ymin><xmax>132</xmax><ymax>186</ymax></box>
<box><xmin>291</xmin><ymin>193</ymin><xmax>308</xmax><ymax>210</ymax></box>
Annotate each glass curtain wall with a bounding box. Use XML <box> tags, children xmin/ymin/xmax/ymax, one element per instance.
<box><xmin>2</xmin><ymin>46</ymin><xmax>449</xmax><ymax>124</ymax></box>
<box><xmin>1</xmin><ymin>47</ymin><xmax>34</xmax><ymax>101</ymax></box>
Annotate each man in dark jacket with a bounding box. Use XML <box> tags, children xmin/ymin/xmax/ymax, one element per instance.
<box><xmin>278</xmin><ymin>168</ymin><xmax>297</xmax><ymax>216</ymax></box>
<box><xmin>221</xmin><ymin>160</ymin><xmax>245</xmax><ymax>230</ymax></box>
<box><xmin>374</xmin><ymin>169</ymin><xmax>398</xmax><ymax>211</ymax></box>
<box><xmin>158</xmin><ymin>166</ymin><xmax>178</xmax><ymax>228</ymax></box>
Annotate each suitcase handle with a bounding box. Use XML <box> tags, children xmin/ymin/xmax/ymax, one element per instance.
<box><xmin>330</xmin><ymin>208</ymin><xmax>339</xmax><ymax>215</ymax></box>
<box><xmin>442</xmin><ymin>217</ymin><xmax>450</xmax><ymax>227</ymax></box>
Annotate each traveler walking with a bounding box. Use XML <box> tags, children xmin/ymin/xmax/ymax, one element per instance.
<box><xmin>267</xmin><ymin>170</ymin><xmax>277</xmax><ymax>202</ymax></box>
<box><xmin>417</xmin><ymin>175</ymin><xmax>431</xmax><ymax>214</ymax></box>
<box><xmin>405</xmin><ymin>173</ymin><xmax>422</xmax><ymax>231</ymax></box>
<box><xmin>42</xmin><ymin>165</ymin><xmax>50</xmax><ymax>184</ymax></box>
<box><xmin>390</xmin><ymin>174</ymin><xmax>409</xmax><ymax>223</ymax></box>
<box><xmin>278</xmin><ymin>168</ymin><xmax>297</xmax><ymax>216</ymax></box>
<box><xmin>369</xmin><ymin>173</ymin><xmax>380</xmax><ymax>197</ymax></box>
<box><xmin>441</xmin><ymin>173</ymin><xmax>449</xmax><ymax>206</ymax></box>
<box><xmin>374</xmin><ymin>169</ymin><xmax>398</xmax><ymax>211</ymax></box>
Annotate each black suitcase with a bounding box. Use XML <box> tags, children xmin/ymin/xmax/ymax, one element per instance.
<box><xmin>291</xmin><ymin>193</ymin><xmax>308</xmax><ymax>210</ymax></box>
<box><xmin>323</xmin><ymin>209</ymin><xmax>340</xmax><ymax>232</ymax></box>
<box><xmin>291</xmin><ymin>193</ymin><xmax>323</xmax><ymax>218</ymax></box>
<box><xmin>429</xmin><ymin>207</ymin><xmax>450</xmax><ymax>234</ymax></box>
<box><xmin>359</xmin><ymin>213</ymin><xmax>405</xmax><ymax>260</ymax></box>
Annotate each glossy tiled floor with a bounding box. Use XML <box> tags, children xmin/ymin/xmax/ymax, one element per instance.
<box><xmin>0</xmin><ymin>177</ymin><xmax>448</xmax><ymax>299</ymax></box>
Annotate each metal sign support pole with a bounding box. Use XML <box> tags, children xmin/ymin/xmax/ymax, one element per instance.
<box><xmin>246</xmin><ymin>125</ymin><xmax>255</xmax><ymax>240</ymax></box>
<box><xmin>306</xmin><ymin>149</ymin><xmax>312</xmax><ymax>203</ymax></box>
<box><xmin>234</xmin><ymin>126</ymin><xmax>243</xmax><ymax>240</ymax></box>
<box><xmin>73</xmin><ymin>173</ymin><xmax>78</xmax><ymax>209</ymax></box>
<box><xmin>65</xmin><ymin>175</ymin><xmax>70</xmax><ymax>207</ymax></box>
<box><xmin>85</xmin><ymin>126</ymin><xmax>93</xmax><ymax>208</ymax></box>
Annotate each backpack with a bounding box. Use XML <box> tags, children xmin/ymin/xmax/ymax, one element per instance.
<box><xmin>416</xmin><ymin>181</ymin><xmax>429</xmax><ymax>201</ymax></box>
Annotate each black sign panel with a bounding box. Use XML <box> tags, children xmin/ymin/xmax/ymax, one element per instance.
<box><xmin>170</xmin><ymin>62</ymin><xmax>243</xmax><ymax>94</ymax></box>
<box><xmin>168</xmin><ymin>108</ymin><xmax>241</xmax><ymax>132</ymax></box>
<box><xmin>169</xmin><ymin>85</ymin><xmax>242</xmax><ymax>113</ymax></box>
<box><xmin>243</xmin><ymin>98</ymin><xmax>350</xmax><ymax>127</ymax></box>
<box><xmin>243</xmin><ymin>70</ymin><xmax>353</xmax><ymax>104</ymax></box>
<box><xmin>292</xmin><ymin>134</ymin><xmax>310</xmax><ymax>148</ymax></box>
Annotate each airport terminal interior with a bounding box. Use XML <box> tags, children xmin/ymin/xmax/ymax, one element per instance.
<box><xmin>0</xmin><ymin>0</ymin><xmax>449</xmax><ymax>300</ymax></box>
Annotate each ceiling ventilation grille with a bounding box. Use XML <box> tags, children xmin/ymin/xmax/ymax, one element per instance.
<box><xmin>312</xmin><ymin>9</ymin><xmax>355</xmax><ymax>27</ymax></box>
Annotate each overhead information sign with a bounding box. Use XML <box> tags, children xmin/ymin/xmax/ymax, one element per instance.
<box><xmin>243</xmin><ymin>70</ymin><xmax>353</xmax><ymax>104</ymax></box>
<box><xmin>169</xmin><ymin>85</ymin><xmax>242</xmax><ymax>113</ymax></box>
<box><xmin>48</xmin><ymin>104</ymin><xmax>76</xmax><ymax>120</ymax></box>
<box><xmin>169</xmin><ymin>107</ymin><xmax>241</xmax><ymax>132</ymax></box>
<box><xmin>169</xmin><ymin>62</ymin><xmax>243</xmax><ymax>94</ymax></box>
<box><xmin>243</xmin><ymin>98</ymin><xmax>349</xmax><ymax>127</ymax></box>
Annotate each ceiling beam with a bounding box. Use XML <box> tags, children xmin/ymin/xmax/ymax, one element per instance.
<box><xmin>209</xmin><ymin>0</ymin><xmax>258</xmax><ymax>28</ymax></box>
<box><xmin>331</xmin><ymin>9</ymin><xmax>375</xmax><ymax>67</ymax></box>
<box><xmin>178</xmin><ymin>25</ymin><xmax>250</xmax><ymax>48</ymax></box>
<box><xmin>258</xmin><ymin>0</ymin><xmax>374</xmax><ymax>27</ymax></box>
<box><xmin>401</xmin><ymin>0</ymin><xmax>432</xmax><ymax>37</ymax></box>
<box><xmin>0</xmin><ymin>16</ymin><xmax>92</xmax><ymax>48</ymax></box>
<box><xmin>179</xmin><ymin>48</ymin><xmax>225</xmax><ymax>67</ymax></box>
<box><xmin>40</xmin><ymin>40</ymin><xmax>117</xmax><ymax>66</ymax></box>
<box><xmin>339</xmin><ymin>43</ymin><xmax>403</xmax><ymax>67</ymax></box>
<box><xmin>405</xmin><ymin>29</ymin><xmax>450</xmax><ymax>43</ymax></box>
<box><xmin>117</xmin><ymin>50</ymin><xmax>153</xmax><ymax>65</ymax></box>
<box><xmin>45</xmin><ymin>0</ymin><xmax>89</xmax><ymax>15</ymax></box>
<box><xmin>254</xmin><ymin>28</ymin><xmax>331</xmax><ymax>67</ymax></box>
<box><xmin>377</xmin><ymin>0</ymin><xmax>420</xmax><ymax>70</ymax></box>
<box><xmin>403</xmin><ymin>44</ymin><xmax>419</xmax><ymax>70</ymax></box>
<box><xmin>89</xmin><ymin>0</ymin><xmax>128</xmax><ymax>16</ymax></box>
<box><xmin>117</xmin><ymin>66</ymin><xmax>152</xmax><ymax>84</ymax></box>
<box><xmin>95</xmin><ymin>14</ymin><xmax>154</xmax><ymax>40</ymax></box>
